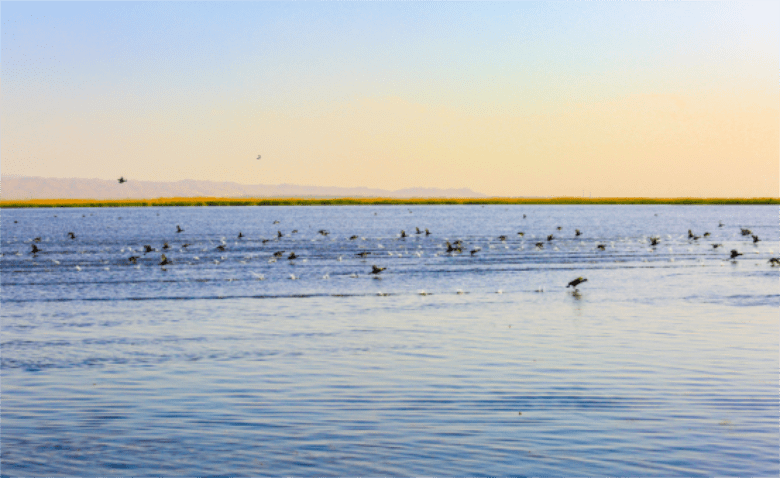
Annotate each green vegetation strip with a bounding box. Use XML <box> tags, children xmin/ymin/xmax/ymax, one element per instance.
<box><xmin>1</xmin><ymin>197</ymin><xmax>778</xmax><ymax>208</ymax></box>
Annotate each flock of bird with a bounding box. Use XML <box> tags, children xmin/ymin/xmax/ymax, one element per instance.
<box><xmin>8</xmin><ymin>213</ymin><xmax>779</xmax><ymax>297</ymax></box>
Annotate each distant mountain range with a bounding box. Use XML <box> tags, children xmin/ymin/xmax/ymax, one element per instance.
<box><xmin>1</xmin><ymin>176</ymin><xmax>487</xmax><ymax>200</ymax></box>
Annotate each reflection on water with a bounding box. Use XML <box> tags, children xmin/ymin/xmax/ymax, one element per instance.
<box><xmin>2</xmin><ymin>205</ymin><xmax>778</xmax><ymax>475</ymax></box>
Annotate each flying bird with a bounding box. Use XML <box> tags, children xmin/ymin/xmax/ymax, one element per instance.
<box><xmin>567</xmin><ymin>277</ymin><xmax>588</xmax><ymax>289</ymax></box>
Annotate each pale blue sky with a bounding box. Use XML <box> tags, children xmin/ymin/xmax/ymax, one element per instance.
<box><xmin>2</xmin><ymin>1</ymin><xmax>778</xmax><ymax>196</ymax></box>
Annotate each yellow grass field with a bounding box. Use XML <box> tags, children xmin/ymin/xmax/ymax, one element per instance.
<box><xmin>1</xmin><ymin>197</ymin><xmax>778</xmax><ymax>208</ymax></box>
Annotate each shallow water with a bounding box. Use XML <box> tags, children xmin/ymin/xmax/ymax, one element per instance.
<box><xmin>2</xmin><ymin>205</ymin><xmax>778</xmax><ymax>475</ymax></box>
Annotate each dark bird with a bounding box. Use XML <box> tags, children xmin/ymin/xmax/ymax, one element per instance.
<box><xmin>547</xmin><ymin>234</ymin><xmax>554</xmax><ymax>241</ymax></box>
<box><xmin>350</xmin><ymin>235</ymin><xmax>359</xmax><ymax>240</ymax></box>
<box><xmin>567</xmin><ymin>277</ymin><xmax>588</xmax><ymax>289</ymax></box>
<box><xmin>703</xmin><ymin>232</ymin><xmax>710</xmax><ymax>237</ymax></box>
<box><xmin>159</xmin><ymin>254</ymin><xmax>171</xmax><ymax>266</ymax></box>
<box><xmin>425</xmin><ymin>228</ymin><xmax>431</xmax><ymax>236</ymax></box>
<box><xmin>752</xmin><ymin>234</ymin><xmax>760</xmax><ymax>243</ymax></box>
<box><xmin>277</xmin><ymin>231</ymin><xmax>283</xmax><ymax>238</ymax></box>
<box><xmin>288</xmin><ymin>252</ymin><xmax>297</xmax><ymax>260</ymax></box>
<box><xmin>498</xmin><ymin>235</ymin><xmax>507</xmax><ymax>241</ymax></box>
<box><xmin>445</xmin><ymin>241</ymin><xmax>462</xmax><ymax>253</ymax></box>
<box><xmin>356</xmin><ymin>251</ymin><xmax>371</xmax><ymax>257</ymax></box>
<box><xmin>523</xmin><ymin>214</ymin><xmax>527</xmax><ymax>219</ymax></box>
<box><xmin>181</xmin><ymin>244</ymin><xmax>190</xmax><ymax>248</ymax></box>
<box><xmin>688</xmin><ymin>229</ymin><xmax>694</xmax><ymax>239</ymax></box>
<box><xmin>712</xmin><ymin>243</ymin><xmax>722</xmax><ymax>249</ymax></box>
<box><xmin>768</xmin><ymin>258</ymin><xmax>780</xmax><ymax>266</ymax></box>
<box><xmin>143</xmin><ymin>245</ymin><xmax>154</xmax><ymax>254</ymax></box>
<box><xmin>216</xmin><ymin>245</ymin><xmax>226</xmax><ymax>251</ymax></box>
<box><xmin>596</xmin><ymin>244</ymin><xmax>606</xmax><ymax>251</ymax></box>
<box><xmin>67</xmin><ymin>232</ymin><xmax>76</xmax><ymax>239</ymax></box>
<box><xmin>517</xmin><ymin>232</ymin><xmax>525</xmax><ymax>236</ymax></box>
<box><xmin>740</xmin><ymin>228</ymin><xmax>752</xmax><ymax>236</ymax></box>
<box><xmin>128</xmin><ymin>256</ymin><xmax>139</xmax><ymax>264</ymax></box>
<box><xmin>416</xmin><ymin>227</ymin><xmax>422</xmax><ymax>234</ymax></box>
<box><xmin>118</xmin><ymin>176</ymin><xmax>127</xmax><ymax>184</ymax></box>
<box><xmin>718</xmin><ymin>221</ymin><xmax>724</xmax><ymax>227</ymax></box>
<box><xmin>176</xmin><ymin>225</ymin><xmax>184</xmax><ymax>233</ymax></box>
<box><xmin>575</xmin><ymin>229</ymin><xmax>582</xmax><ymax>237</ymax></box>
<box><xmin>318</xmin><ymin>230</ymin><xmax>329</xmax><ymax>236</ymax></box>
<box><xmin>400</xmin><ymin>230</ymin><xmax>407</xmax><ymax>238</ymax></box>
<box><xmin>371</xmin><ymin>265</ymin><xmax>386</xmax><ymax>274</ymax></box>
<box><xmin>730</xmin><ymin>249</ymin><xmax>742</xmax><ymax>259</ymax></box>
<box><xmin>163</xmin><ymin>242</ymin><xmax>170</xmax><ymax>250</ymax></box>
<box><xmin>649</xmin><ymin>237</ymin><xmax>660</xmax><ymax>246</ymax></box>
<box><xmin>535</xmin><ymin>242</ymin><xmax>544</xmax><ymax>249</ymax></box>
<box><xmin>33</xmin><ymin>237</ymin><xmax>41</xmax><ymax>242</ymax></box>
<box><xmin>273</xmin><ymin>220</ymin><xmax>280</xmax><ymax>224</ymax></box>
<box><xmin>238</xmin><ymin>232</ymin><xmax>244</xmax><ymax>238</ymax></box>
<box><xmin>556</xmin><ymin>226</ymin><xmax>562</xmax><ymax>231</ymax></box>
<box><xmin>262</xmin><ymin>239</ymin><xmax>270</xmax><ymax>244</ymax></box>
<box><xmin>30</xmin><ymin>244</ymin><xmax>41</xmax><ymax>254</ymax></box>
<box><xmin>470</xmin><ymin>248</ymin><xmax>480</xmax><ymax>256</ymax></box>
<box><xmin>292</xmin><ymin>230</ymin><xmax>298</xmax><ymax>234</ymax></box>
<box><xmin>273</xmin><ymin>251</ymin><xmax>285</xmax><ymax>257</ymax></box>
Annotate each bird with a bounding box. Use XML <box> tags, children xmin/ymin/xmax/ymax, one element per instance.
<box><xmin>371</xmin><ymin>265</ymin><xmax>386</xmax><ymax>274</ymax></box>
<box><xmin>257</xmin><ymin>155</ymin><xmax>261</xmax><ymax>160</ymax></box>
<box><xmin>238</xmin><ymin>232</ymin><xmax>244</xmax><ymax>238</ymax></box>
<box><xmin>33</xmin><ymin>237</ymin><xmax>41</xmax><ymax>242</ymax></box>
<box><xmin>740</xmin><ymin>228</ymin><xmax>752</xmax><ymax>236</ymax></box>
<box><xmin>416</xmin><ymin>227</ymin><xmax>422</xmax><ymax>234</ymax></box>
<box><xmin>425</xmin><ymin>229</ymin><xmax>431</xmax><ymax>236</ymax></box>
<box><xmin>277</xmin><ymin>231</ymin><xmax>283</xmax><ymax>238</ymax></box>
<box><xmin>143</xmin><ymin>245</ymin><xmax>154</xmax><ymax>254</ymax></box>
<box><xmin>162</xmin><ymin>242</ymin><xmax>170</xmax><ymax>250</ymax></box>
<box><xmin>118</xmin><ymin>176</ymin><xmax>127</xmax><ymax>184</ymax></box>
<box><xmin>273</xmin><ymin>251</ymin><xmax>285</xmax><ymax>257</ymax></box>
<box><xmin>535</xmin><ymin>242</ymin><xmax>544</xmax><ymax>249</ymax></box>
<box><xmin>400</xmin><ymin>230</ymin><xmax>407</xmax><ymax>238</ymax></box>
<box><xmin>703</xmin><ymin>232</ymin><xmax>710</xmax><ymax>237</ymax></box>
<box><xmin>318</xmin><ymin>229</ymin><xmax>329</xmax><ymax>236</ymax></box>
<box><xmin>291</xmin><ymin>230</ymin><xmax>298</xmax><ymax>234</ymax></box>
<box><xmin>517</xmin><ymin>232</ymin><xmax>525</xmax><ymax>237</ymax></box>
<box><xmin>176</xmin><ymin>225</ymin><xmax>184</xmax><ymax>233</ymax></box>
<box><xmin>470</xmin><ymin>247</ymin><xmax>481</xmax><ymax>256</ymax></box>
<box><xmin>730</xmin><ymin>249</ymin><xmax>742</xmax><ymax>259</ymax></box>
<box><xmin>30</xmin><ymin>244</ymin><xmax>41</xmax><ymax>254</ymax></box>
<box><xmin>288</xmin><ymin>252</ymin><xmax>297</xmax><ymax>260</ymax></box>
<box><xmin>498</xmin><ymin>235</ymin><xmax>507</xmax><ymax>241</ymax></box>
<box><xmin>649</xmin><ymin>237</ymin><xmax>660</xmax><ymax>246</ymax></box>
<box><xmin>752</xmin><ymin>234</ymin><xmax>760</xmax><ymax>243</ymax></box>
<box><xmin>67</xmin><ymin>232</ymin><xmax>76</xmax><ymax>239</ymax></box>
<box><xmin>159</xmin><ymin>254</ymin><xmax>172</xmax><ymax>266</ymax></box>
<box><xmin>718</xmin><ymin>221</ymin><xmax>724</xmax><ymax>228</ymax></box>
<box><xmin>128</xmin><ymin>256</ymin><xmax>139</xmax><ymax>264</ymax></box>
<box><xmin>181</xmin><ymin>244</ymin><xmax>190</xmax><ymax>248</ymax></box>
<box><xmin>445</xmin><ymin>241</ymin><xmax>462</xmax><ymax>253</ymax></box>
<box><xmin>547</xmin><ymin>234</ymin><xmax>554</xmax><ymax>241</ymax></box>
<box><xmin>216</xmin><ymin>245</ymin><xmax>226</xmax><ymax>251</ymax></box>
<box><xmin>356</xmin><ymin>251</ymin><xmax>371</xmax><ymax>257</ymax></box>
<box><xmin>712</xmin><ymin>244</ymin><xmax>722</xmax><ymax>249</ymax></box>
<box><xmin>556</xmin><ymin>226</ymin><xmax>562</xmax><ymax>231</ymax></box>
<box><xmin>273</xmin><ymin>220</ymin><xmax>280</xmax><ymax>224</ymax></box>
<box><xmin>349</xmin><ymin>235</ymin><xmax>358</xmax><ymax>240</ymax></box>
<box><xmin>575</xmin><ymin>229</ymin><xmax>582</xmax><ymax>237</ymax></box>
<box><xmin>596</xmin><ymin>244</ymin><xmax>606</xmax><ymax>251</ymax></box>
<box><xmin>567</xmin><ymin>277</ymin><xmax>588</xmax><ymax>289</ymax></box>
<box><xmin>768</xmin><ymin>258</ymin><xmax>780</xmax><ymax>266</ymax></box>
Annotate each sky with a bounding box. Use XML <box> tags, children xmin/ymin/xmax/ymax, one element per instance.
<box><xmin>1</xmin><ymin>1</ymin><xmax>778</xmax><ymax>197</ymax></box>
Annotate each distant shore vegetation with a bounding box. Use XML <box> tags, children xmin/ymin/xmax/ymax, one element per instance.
<box><xmin>1</xmin><ymin>197</ymin><xmax>778</xmax><ymax>208</ymax></box>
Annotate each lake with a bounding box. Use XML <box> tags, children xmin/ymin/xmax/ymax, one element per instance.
<box><xmin>2</xmin><ymin>205</ymin><xmax>778</xmax><ymax>475</ymax></box>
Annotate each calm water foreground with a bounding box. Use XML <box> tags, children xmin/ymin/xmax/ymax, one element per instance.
<box><xmin>1</xmin><ymin>205</ymin><xmax>778</xmax><ymax>476</ymax></box>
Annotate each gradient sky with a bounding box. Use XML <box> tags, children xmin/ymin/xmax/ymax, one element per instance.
<box><xmin>2</xmin><ymin>1</ymin><xmax>778</xmax><ymax>197</ymax></box>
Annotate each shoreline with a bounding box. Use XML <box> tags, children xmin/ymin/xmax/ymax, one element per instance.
<box><xmin>1</xmin><ymin>197</ymin><xmax>778</xmax><ymax>208</ymax></box>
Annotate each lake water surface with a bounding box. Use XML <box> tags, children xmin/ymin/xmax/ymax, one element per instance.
<box><xmin>2</xmin><ymin>205</ymin><xmax>778</xmax><ymax>475</ymax></box>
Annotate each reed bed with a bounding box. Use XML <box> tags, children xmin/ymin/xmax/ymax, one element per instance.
<box><xmin>1</xmin><ymin>197</ymin><xmax>778</xmax><ymax>208</ymax></box>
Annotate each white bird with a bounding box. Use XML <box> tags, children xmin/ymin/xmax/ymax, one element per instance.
<box><xmin>251</xmin><ymin>272</ymin><xmax>265</xmax><ymax>280</ymax></box>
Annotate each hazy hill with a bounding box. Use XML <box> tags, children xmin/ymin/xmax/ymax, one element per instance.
<box><xmin>1</xmin><ymin>176</ymin><xmax>487</xmax><ymax>200</ymax></box>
